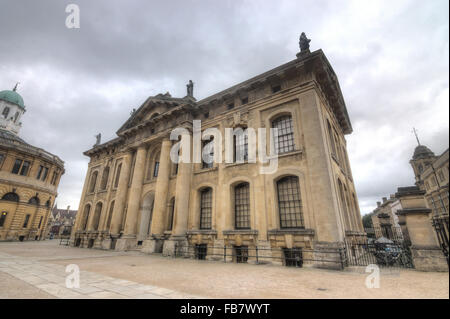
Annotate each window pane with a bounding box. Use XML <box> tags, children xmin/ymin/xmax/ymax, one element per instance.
<box><xmin>234</xmin><ymin>130</ymin><xmax>248</xmax><ymax>162</ymax></box>
<box><xmin>12</xmin><ymin>159</ymin><xmax>22</xmax><ymax>174</ymax></box>
<box><xmin>277</xmin><ymin>176</ymin><xmax>304</xmax><ymax>228</ymax></box>
<box><xmin>200</xmin><ymin>188</ymin><xmax>212</xmax><ymax>229</ymax></box>
<box><xmin>235</xmin><ymin>183</ymin><xmax>250</xmax><ymax>229</ymax></box>
<box><xmin>20</xmin><ymin>161</ymin><xmax>30</xmax><ymax>176</ymax></box>
<box><xmin>153</xmin><ymin>161</ymin><xmax>160</xmax><ymax>177</ymax></box>
<box><xmin>272</xmin><ymin>115</ymin><xmax>295</xmax><ymax>154</ymax></box>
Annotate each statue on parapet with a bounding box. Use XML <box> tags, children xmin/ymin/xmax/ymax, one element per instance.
<box><xmin>299</xmin><ymin>32</ymin><xmax>311</xmax><ymax>52</ymax></box>
<box><xmin>94</xmin><ymin>133</ymin><xmax>101</xmax><ymax>147</ymax></box>
<box><xmin>186</xmin><ymin>80</ymin><xmax>194</xmax><ymax>97</ymax></box>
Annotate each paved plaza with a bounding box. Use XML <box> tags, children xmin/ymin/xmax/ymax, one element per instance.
<box><xmin>0</xmin><ymin>240</ymin><xmax>448</xmax><ymax>299</ymax></box>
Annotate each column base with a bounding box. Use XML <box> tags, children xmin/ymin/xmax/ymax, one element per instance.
<box><xmin>141</xmin><ymin>237</ymin><xmax>165</xmax><ymax>254</ymax></box>
<box><xmin>313</xmin><ymin>241</ymin><xmax>345</xmax><ymax>270</ymax></box>
<box><xmin>411</xmin><ymin>245</ymin><xmax>448</xmax><ymax>272</ymax></box>
<box><xmin>115</xmin><ymin>236</ymin><xmax>137</xmax><ymax>251</ymax></box>
<box><xmin>163</xmin><ymin>236</ymin><xmax>188</xmax><ymax>257</ymax></box>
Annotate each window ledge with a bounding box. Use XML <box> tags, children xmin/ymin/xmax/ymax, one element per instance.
<box><xmin>223</xmin><ymin>229</ymin><xmax>258</xmax><ymax>235</ymax></box>
<box><xmin>268</xmin><ymin>228</ymin><xmax>315</xmax><ymax>236</ymax></box>
<box><xmin>194</xmin><ymin>166</ymin><xmax>218</xmax><ymax>175</ymax></box>
<box><xmin>186</xmin><ymin>229</ymin><xmax>217</xmax><ymax>236</ymax></box>
<box><xmin>277</xmin><ymin>149</ymin><xmax>303</xmax><ymax>159</ymax></box>
<box><xmin>224</xmin><ymin>161</ymin><xmax>253</xmax><ymax>168</ymax></box>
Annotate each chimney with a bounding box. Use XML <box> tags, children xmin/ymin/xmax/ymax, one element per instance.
<box><xmin>377</xmin><ymin>201</ymin><xmax>381</xmax><ymax>207</ymax></box>
<box><xmin>382</xmin><ymin>197</ymin><xmax>387</xmax><ymax>203</ymax></box>
<box><xmin>67</xmin><ymin>205</ymin><xmax>70</xmax><ymax>212</ymax></box>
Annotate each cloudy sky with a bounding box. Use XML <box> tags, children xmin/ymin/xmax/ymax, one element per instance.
<box><xmin>0</xmin><ymin>0</ymin><xmax>448</xmax><ymax>215</ymax></box>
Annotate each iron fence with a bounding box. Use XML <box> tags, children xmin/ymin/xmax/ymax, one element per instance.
<box><xmin>172</xmin><ymin>243</ymin><xmax>346</xmax><ymax>269</ymax></box>
<box><xmin>432</xmin><ymin>214</ymin><xmax>449</xmax><ymax>267</ymax></box>
<box><xmin>344</xmin><ymin>227</ymin><xmax>413</xmax><ymax>269</ymax></box>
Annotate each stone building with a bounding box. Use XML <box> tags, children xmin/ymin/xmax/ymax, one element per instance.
<box><xmin>409</xmin><ymin>144</ymin><xmax>449</xmax><ymax>216</ymax></box>
<box><xmin>371</xmin><ymin>195</ymin><xmax>403</xmax><ymax>240</ymax></box>
<box><xmin>0</xmin><ymin>85</ymin><xmax>65</xmax><ymax>241</ymax></box>
<box><xmin>47</xmin><ymin>205</ymin><xmax>77</xmax><ymax>239</ymax></box>
<box><xmin>71</xmin><ymin>37</ymin><xmax>365</xmax><ymax>269</ymax></box>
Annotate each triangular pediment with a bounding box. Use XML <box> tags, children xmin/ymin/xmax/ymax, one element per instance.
<box><xmin>117</xmin><ymin>93</ymin><xmax>195</xmax><ymax>135</ymax></box>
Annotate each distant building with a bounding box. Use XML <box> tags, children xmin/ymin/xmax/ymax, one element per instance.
<box><xmin>0</xmin><ymin>85</ymin><xmax>65</xmax><ymax>242</ymax></box>
<box><xmin>409</xmin><ymin>145</ymin><xmax>449</xmax><ymax>217</ymax></box>
<box><xmin>47</xmin><ymin>205</ymin><xmax>77</xmax><ymax>239</ymax></box>
<box><xmin>371</xmin><ymin>195</ymin><xmax>403</xmax><ymax>240</ymax></box>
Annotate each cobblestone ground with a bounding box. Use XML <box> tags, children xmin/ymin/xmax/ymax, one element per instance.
<box><xmin>0</xmin><ymin>240</ymin><xmax>448</xmax><ymax>299</ymax></box>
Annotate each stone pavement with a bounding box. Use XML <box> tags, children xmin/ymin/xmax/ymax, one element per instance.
<box><xmin>0</xmin><ymin>251</ymin><xmax>203</xmax><ymax>299</ymax></box>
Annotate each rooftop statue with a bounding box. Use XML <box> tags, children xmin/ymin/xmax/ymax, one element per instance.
<box><xmin>186</xmin><ymin>80</ymin><xmax>194</xmax><ymax>97</ymax></box>
<box><xmin>299</xmin><ymin>32</ymin><xmax>311</xmax><ymax>52</ymax></box>
<box><xmin>94</xmin><ymin>133</ymin><xmax>101</xmax><ymax>147</ymax></box>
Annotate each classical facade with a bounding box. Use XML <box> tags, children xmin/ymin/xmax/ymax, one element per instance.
<box><xmin>0</xmin><ymin>85</ymin><xmax>65</xmax><ymax>241</ymax></box>
<box><xmin>71</xmin><ymin>37</ymin><xmax>365</xmax><ymax>269</ymax></box>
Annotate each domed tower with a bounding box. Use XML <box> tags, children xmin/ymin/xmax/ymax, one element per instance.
<box><xmin>0</xmin><ymin>83</ymin><xmax>26</xmax><ymax>135</ymax></box>
<box><xmin>409</xmin><ymin>132</ymin><xmax>436</xmax><ymax>188</ymax></box>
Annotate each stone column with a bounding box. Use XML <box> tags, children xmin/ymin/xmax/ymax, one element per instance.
<box><xmin>142</xmin><ymin>139</ymin><xmax>171</xmax><ymax>253</ymax></box>
<box><xmin>70</xmin><ymin>167</ymin><xmax>91</xmax><ymax>246</ymax></box>
<box><xmin>163</xmin><ymin>157</ymin><xmax>192</xmax><ymax>256</ymax></box>
<box><xmin>396</xmin><ymin>186</ymin><xmax>448</xmax><ymax>272</ymax></box>
<box><xmin>115</xmin><ymin>146</ymin><xmax>147</xmax><ymax>251</ymax></box>
<box><xmin>110</xmin><ymin>152</ymin><xmax>132</xmax><ymax>236</ymax></box>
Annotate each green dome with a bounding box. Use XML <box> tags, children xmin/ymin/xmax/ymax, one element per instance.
<box><xmin>0</xmin><ymin>90</ymin><xmax>25</xmax><ymax>108</ymax></box>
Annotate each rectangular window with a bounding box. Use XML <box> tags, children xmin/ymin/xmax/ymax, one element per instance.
<box><xmin>0</xmin><ymin>212</ymin><xmax>7</xmax><ymax>227</ymax></box>
<box><xmin>235</xmin><ymin>183</ymin><xmax>250</xmax><ymax>229</ymax></box>
<box><xmin>51</xmin><ymin>172</ymin><xmax>58</xmax><ymax>185</ymax></box>
<box><xmin>277</xmin><ymin>176</ymin><xmax>304</xmax><ymax>228</ymax></box>
<box><xmin>11</xmin><ymin>159</ymin><xmax>23</xmax><ymax>174</ymax></box>
<box><xmin>272</xmin><ymin>85</ymin><xmax>281</xmax><ymax>93</ymax></box>
<box><xmin>42</xmin><ymin>167</ymin><xmax>49</xmax><ymax>181</ymax></box>
<box><xmin>23</xmin><ymin>214</ymin><xmax>31</xmax><ymax>228</ymax></box>
<box><xmin>227</xmin><ymin>103</ymin><xmax>235</xmax><ymax>110</ymax></box>
<box><xmin>0</xmin><ymin>153</ymin><xmax>5</xmax><ymax>168</ymax></box>
<box><xmin>36</xmin><ymin>165</ymin><xmax>44</xmax><ymax>179</ymax></box>
<box><xmin>200</xmin><ymin>188</ymin><xmax>212</xmax><ymax>229</ymax></box>
<box><xmin>241</xmin><ymin>97</ymin><xmax>248</xmax><ymax>105</ymax></box>
<box><xmin>153</xmin><ymin>161</ymin><xmax>160</xmax><ymax>177</ymax></box>
<box><xmin>20</xmin><ymin>161</ymin><xmax>31</xmax><ymax>176</ymax></box>
<box><xmin>272</xmin><ymin>115</ymin><xmax>295</xmax><ymax>154</ymax></box>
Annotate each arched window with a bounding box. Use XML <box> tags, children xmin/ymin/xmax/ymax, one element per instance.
<box><xmin>100</xmin><ymin>166</ymin><xmax>110</xmax><ymax>190</ymax></box>
<box><xmin>235</xmin><ymin>182</ymin><xmax>250</xmax><ymax>229</ymax></box>
<box><xmin>89</xmin><ymin>171</ymin><xmax>98</xmax><ymax>193</ymax></box>
<box><xmin>272</xmin><ymin>115</ymin><xmax>295</xmax><ymax>154</ymax></box>
<box><xmin>114</xmin><ymin>163</ymin><xmax>122</xmax><ymax>188</ymax></box>
<box><xmin>2</xmin><ymin>192</ymin><xmax>19</xmax><ymax>202</ymax></box>
<box><xmin>2</xmin><ymin>107</ymin><xmax>10</xmax><ymax>119</ymax></box>
<box><xmin>28</xmin><ymin>196</ymin><xmax>40</xmax><ymax>206</ymax></box>
<box><xmin>233</xmin><ymin>127</ymin><xmax>248</xmax><ymax>162</ymax></box>
<box><xmin>327</xmin><ymin>120</ymin><xmax>337</xmax><ymax>157</ymax></box>
<box><xmin>92</xmin><ymin>202</ymin><xmax>102</xmax><ymax>231</ymax></box>
<box><xmin>106</xmin><ymin>201</ymin><xmax>115</xmax><ymax>230</ymax></box>
<box><xmin>82</xmin><ymin>204</ymin><xmax>91</xmax><ymax>230</ymax></box>
<box><xmin>338</xmin><ymin>180</ymin><xmax>350</xmax><ymax>230</ymax></box>
<box><xmin>200</xmin><ymin>188</ymin><xmax>212</xmax><ymax>229</ymax></box>
<box><xmin>168</xmin><ymin>197</ymin><xmax>175</xmax><ymax>231</ymax></box>
<box><xmin>277</xmin><ymin>176</ymin><xmax>304</xmax><ymax>228</ymax></box>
